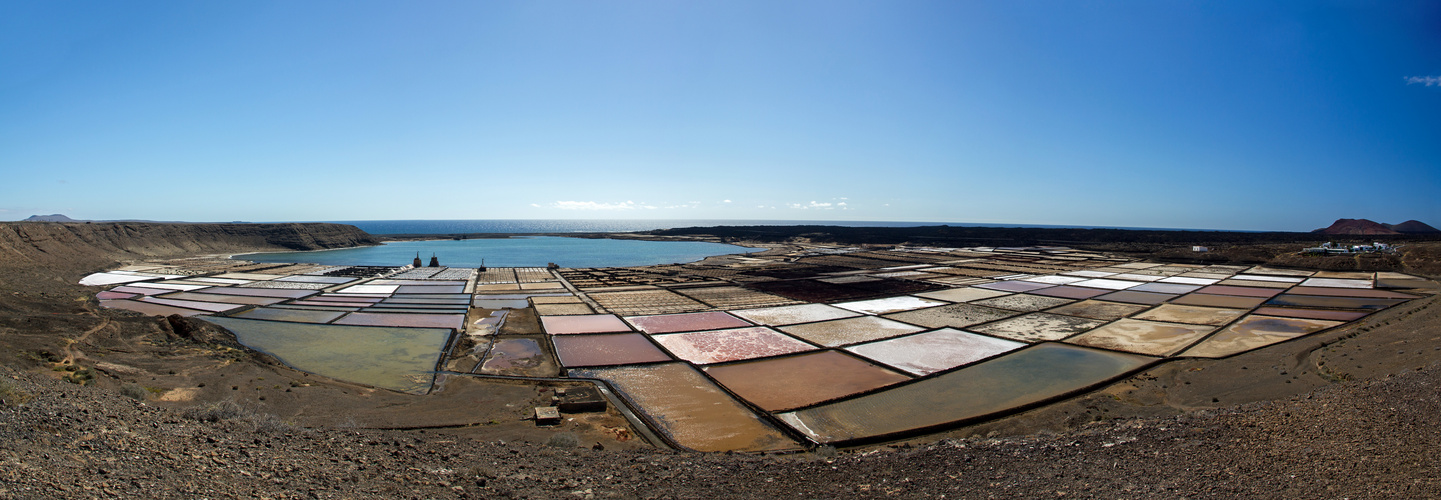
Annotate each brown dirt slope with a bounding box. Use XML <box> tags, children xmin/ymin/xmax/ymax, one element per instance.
<box><xmin>1</xmin><ymin>347</ymin><xmax>1438</xmax><ymax>498</ymax></box>
<box><xmin>0</xmin><ymin>222</ymin><xmax>377</xmax><ymax>293</ymax></box>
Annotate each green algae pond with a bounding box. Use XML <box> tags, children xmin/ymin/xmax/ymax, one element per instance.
<box><xmin>202</xmin><ymin>317</ymin><xmax>453</xmax><ymax>394</ymax></box>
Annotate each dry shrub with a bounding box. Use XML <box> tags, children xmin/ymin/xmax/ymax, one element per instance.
<box><xmin>183</xmin><ymin>400</ymin><xmax>299</xmax><ymax>433</ymax></box>
<box><xmin>0</xmin><ymin>378</ymin><xmax>32</xmax><ymax>407</ymax></box>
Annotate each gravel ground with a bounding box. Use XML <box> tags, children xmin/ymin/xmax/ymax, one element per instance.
<box><xmin>3</xmin><ymin>223</ymin><xmax>1439</xmax><ymax>499</ymax></box>
<box><xmin>3</xmin><ymin>359</ymin><xmax>1439</xmax><ymax>499</ymax></box>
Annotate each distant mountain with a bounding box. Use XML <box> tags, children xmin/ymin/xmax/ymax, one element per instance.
<box><xmin>17</xmin><ymin>215</ymin><xmax>227</xmax><ymax>224</ymax></box>
<box><xmin>1386</xmin><ymin>220</ymin><xmax>1441</xmax><ymax>234</ymax></box>
<box><xmin>23</xmin><ymin>214</ymin><xmax>78</xmax><ymax>222</ymax></box>
<box><xmin>1312</xmin><ymin>218</ymin><xmax>1440</xmax><ymax>235</ymax></box>
<box><xmin>1312</xmin><ymin>219</ymin><xmax>1399</xmax><ymax>235</ymax></box>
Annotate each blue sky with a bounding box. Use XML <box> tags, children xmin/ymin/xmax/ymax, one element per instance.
<box><xmin>2</xmin><ymin>1</ymin><xmax>1437</xmax><ymax>231</ymax></box>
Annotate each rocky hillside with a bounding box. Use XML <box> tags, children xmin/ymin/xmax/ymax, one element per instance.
<box><xmin>0</xmin><ymin>222</ymin><xmax>377</xmax><ymax>292</ymax></box>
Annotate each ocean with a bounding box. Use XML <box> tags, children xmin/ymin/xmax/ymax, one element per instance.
<box><xmin>240</xmin><ymin>219</ymin><xmax>1245</xmax><ymax>268</ymax></box>
<box><xmin>314</xmin><ymin>219</ymin><xmax>1225</xmax><ymax>235</ymax></box>
<box><xmin>237</xmin><ymin>236</ymin><xmax>762</xmax><ymax>268</ymax></box>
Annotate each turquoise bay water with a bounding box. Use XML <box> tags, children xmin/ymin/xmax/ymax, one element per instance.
<box><xmin>238</xmin><ymin>236</ymin><xmax>760</xmax><ymax>268</ymax></box>
<box><xmin>329</xmin><ymin>219</ymin><xmax>960</xmax><ymax>234</ymax></box>
<box><xmin>314</xmin><ymin>219</ymin><xmax>1238</xmax><ymax>235</ymax></box>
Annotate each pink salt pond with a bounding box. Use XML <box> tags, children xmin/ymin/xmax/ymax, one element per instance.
<box><xmin>308</xmin><ymin>295</ymin><xmax>385</xmax><ymax>303</ymax></box>
<box><xmin>1194</xmin><ymin>285</ymin><xmax>1283</xmax><ymax>298</ymax></box>
<box><xmin>703</xmin><ymin>350</ymin><xmax>911</xmax><ymax>412</ymax></box>
<box><xmin>1029</xmin><ymin>286</ymin><xmax>1110</xmax><ymax>300</ymax></box>
<box><xmin>1285</xmin><ymin>287</ymin><xmax>1416</xmax><ymax>299</ymax></box>
<box><xmin>541</xmin><ymin>314</ymin><xmax>633</xmax><ymax>335</ymax></box>
<box><xmin>137</xmin><ymin>296</ymin><xmax>245</xmax><ymax>313</ymax></box>
<box><xmin>332</xmin><ymin>312</ymin><xmax>464</xmax><ymax>330</ymax></box>
<box><xmin>1252</xmin><ymin>307</ymin><xmax>1368</xmax><ymax>321</ymax></box>
<box><xmin>201</xmin><ymin>287</ymin><xmax>318</xmax><ymax>299</ymax></box>
<box><xmin>108</xmin><ymin>286</ymin><xmax>172</xmax><ymax>296</ymax></box>
<box><xmin>625</xmin><ymin>311</ymin><xmax>752</xmax><ymax>334</ymax></box>
<box><xmin>651</xmin><ymin>327</ymin><xmax>815</xmax><ymax>365</ymax></box>
<box><xmin>976</xmin><ymin>281</ymin><xmax>1056</xmax><ymax>293</ymax></box>
<box><xmin>159</xmin><ymin>291</ymin><xmax>287</xmax><ymax>306</ymax></box>
<box><xmin>99</xmin><ymin>299</ymin><xmax>208</xmax><ymax>317</ymax></box>
<box><xmin>553</xmin><ymin>333</ymin><xmax>672</xmax><ymax>367</ymax></box>
<box><xmin>844</xmin><ymin>328</ymin><xmax>1026</xmax><ymax>376</ymax></box>
<box><xmin>288</xmin><ymin>300</ymin><xmax>377</xmax><ymax>308</ymax></box>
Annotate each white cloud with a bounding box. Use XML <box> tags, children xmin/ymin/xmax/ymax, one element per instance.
<box><xmin>1405</xmin><ymin>76</ymin><xmax>1440</xmax><ymax>86</ymax></box>
<box><xmin>546</xmin><ymin>200</ymin><xmax>705</xmax><ymax>210</ymax></box>
<box><xmin>530</xmin><ymin>203</ymin><xmax>542</xmax><ymax>208</ymax></box>
<box><xmin>788</xmin><ymin>201</ymin><xmax>836</xmax><ymax>210</ymax></box>
<box><xmin>549</xmin><ymin>201</ymin><xmax>640</xmax><ymax>211</ymax></box>
<box><xmin>722</xmin><ymin>199</ymin><xmax>732</xmax><ymax>203</ymax></box>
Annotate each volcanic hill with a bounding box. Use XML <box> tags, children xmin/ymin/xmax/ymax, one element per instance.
<box><xmin>1389</xmin><ymin>220</ymin><xmax>1441</xmax><ymax>234</ymax></box>
<box><xmin>1319</xmin><ymin>219</ymin><xmax>1394</xmax><ymax>236</ymax></box>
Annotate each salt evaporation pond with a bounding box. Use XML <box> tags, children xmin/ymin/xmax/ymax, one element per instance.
<box><xmin>201</xmin><ymin>316</ymin><xmax>451</xmax><ymax>394</ymax></box>
<box><xmin>238</xmin><ymin>236</ymin><xmax>760</xmax><ymax>268</ymax></box>
<box><xmin>89</xmin><ymin>244</ymin><xmax>1436</xmax><ymax>451</ymax></box>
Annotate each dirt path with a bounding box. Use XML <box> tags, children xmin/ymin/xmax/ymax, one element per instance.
<box><xmin>58</xmin><ymin>310</ymin><xmax>109</xmax><ymax>366</ymax></box>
